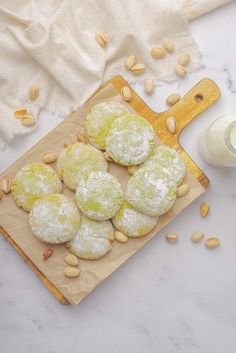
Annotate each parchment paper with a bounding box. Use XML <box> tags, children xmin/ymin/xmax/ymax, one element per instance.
<box><xmin>0</xmin><ymin>84</ymin><xmax>205</xmax><ymax>305</ymax></box>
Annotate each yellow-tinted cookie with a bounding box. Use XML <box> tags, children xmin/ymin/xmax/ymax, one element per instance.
<box><xmin>11</xmin><ymin>163</ymin><xmax>62</xmax><ymax>212</ymax></box>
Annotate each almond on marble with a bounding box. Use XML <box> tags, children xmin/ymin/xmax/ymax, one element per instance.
<box><xmin>131</xmin><ymin>64</ymin><xmax>145</xmax><ymax>75</ymax></box>
<box><xmin>95</xmin><ymin>32</ymin><xmax>109</xmax><ymax>48</ymax></box>
<box><xmin>21</xmin><ymin>115</ymin><xmax>36</xmax><ymax>127</ymax></box>
<box><xmin>124</xmin><ymin>55</ymin><xmax>136</xmax><ymax>70</ymax></box>
<box><xmin>144</xmin><ymin>79</ymin><xmax>154</xmax><ymax>95</ymax></box>
<box><xmin>163</xmin><ymin>39</ymin><xmax>174</xmax><ymax>53</ymax></box>
<box><xmin>150</xmin><ymin>47</ymin><xmax>165</xmax><ymax>59</ymax></box>
<box><xmin>14</xmin><ymin>107</ymin><xmax>28</xmax><ymax>119</ymax></box>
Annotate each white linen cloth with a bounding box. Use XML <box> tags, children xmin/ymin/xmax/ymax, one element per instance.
<box><xmin>0</xmin><ymin>0</ymin><xmax>231</xmax><ymax>149</ymax></box>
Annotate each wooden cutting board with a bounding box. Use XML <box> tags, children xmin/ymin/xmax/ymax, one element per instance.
<box><xmin>0</xmin><ymin>76</ymin><xmax>220</xmax><ymax>305</ymax></box>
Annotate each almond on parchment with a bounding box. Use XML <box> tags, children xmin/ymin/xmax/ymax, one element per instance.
<box><xmin>175</xmin><ymin>64</ymin><xmax>186</xmax><ymax>78</ymax></box>
<box><xmin>177</xmin><ymin>184</ymin><xmax>189</xmax><ymax>197</ymax></box>
<box><xmin>28</xmin><ymin>85</ymin><xmax>39</xmax><ymax>101</ymax></box>
<box><xmin>64</xmin><ymin>254</ymin><xmax>79</xmax><ymax>266</ymax></box>
<box><xmin>21</xmin><ymin>115</ymin><xmax>36</xmax><ymax>127</ymax></box>
<box><xmin>150</xmin><ymin>47</ymin><xmax>165</xmax><ymax>59</ymax></box>
<box><xmin>144</xmin><ymin>79</ymin><xmax>154</xmax><ymax>95</ymax></box>
<box><xmin>124</xmin><ymin>55</ymin><xmax>136</xmax><ymax>70</ymax></box>
<box><xmin>95</xmin><ymin>32</ymin><xmax>109</xmax><ymax>48</ymax></box>
<box><xmin>1</xmin><ymin>178</ymin><xmax>11</xmax><ymax>194</ymax></box>
<box><xmin>42</xmin><ymin>152</ymin><xmax>58</xmax><ymax>164</ymax></box>
<box><xmin>131</xmin><ymin>64</ymin><xmax>145</xmax><ymax>75</ymax></box>
<box><xmin>163</xmin><ymin>39</ymin><xmax>174</xmax><ymax>53</ymax></box>
<box><xmin>14</xmin><ymin>107</ymin><xmax>28</xmax><ymax>119</ymax></box>
<box><xmin>64</xmin><ymin>266</ymin><xmax>80</xmax><ymax>278</ymax></box>
<box><xmin>178</xmin><ymin>53</ymin><xmax>190</xmax><ymax>66</ymax></box>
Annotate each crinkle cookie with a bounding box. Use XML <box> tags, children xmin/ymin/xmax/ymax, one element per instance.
<box><xmin>85</xmin><ymin>101</ymin><xmax>129</xmax><ymax>150</ymax></box>
<box><xmin>141</xmin><ymin>146</ymin><xmax>186</xmax><ymax>185</ymax></box>
<box><xmin>29</xmin><ymin>194</ymin><xmax>80</xmax><ymax>244</ymax></box>
<box><xmin>106</xmin><ymin>114</ymin><xmax>155</xmax><ymax>166</ymax></box>
<box><xmin>57</xmin><ymin>143</ymin><xmax>108</xmax><ymax>190</ymax></box>
<box><xmin>112</xmin><ymin>200</ymin><xmax>157</xmax><ymax>237</ymax></box>
<box><xmin>76</xmin><ymin>171</ymin><xmax>123</xmax><ymax>221</ymax></box>
<box><xmin>67</xmin><ymin>215</ymin><xmax>114</xmax><ymax>260</ymax></box>
<box><xmin>126</xmin><ymin>167</ymin><xmax>177</xmax><ymax>217</ymax></box>
<box><xmin>11</xmin><ymin>163</ymin><xmax>62</xmax><ymax>212</ymax></box>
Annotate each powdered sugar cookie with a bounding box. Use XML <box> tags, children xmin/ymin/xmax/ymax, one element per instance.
<box><xmin>76</xmin><ymin>171</ymin><xmax>123</xmax><ymax>221</ymax></box>
<box><xmin>126</xmin><ymin>167</ymin><xmax>177</xmax><ymax>216</ymax></box>
<box><xmin>85</xmin><ymin>101</ymin><xmax>129</xmax><ymax>150</ymax></box>
<box><xmin>11</xmin><ymin>163</ymin><xmax>62</xmax><ymax>212</ymax></box>
<box><xmin>106</xmin><ymin>114</ymin><xmax>155</xmax><ymax>166</ymax></box>
<box><xmin>67</xmin><ymin>215</ymin><xmax>114</xmax><ymax>260</ymax></box>
<box><xmin>141</xmin><ymin>146</ymin><xmax>186</xmax><ymax>185</ymax></box>
<box><xmin>29</xmin><ymin>194</ymin><xmax>80</xmax><ymax>243</ymax></box>
<box><xmin>112</xmin><ymin>200</ymin><xmax>157</xmax><ymax>237</ymax></box>
<box><xmin>57</xmin><ymin>143</ymin><xmax>108</xmax><ymax>190</ymax></box>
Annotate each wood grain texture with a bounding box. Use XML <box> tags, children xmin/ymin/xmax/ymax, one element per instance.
<box><xmin>0</xmin><ymin>76</ymin><xmax>220</xmax><ymax>305</ymax></box>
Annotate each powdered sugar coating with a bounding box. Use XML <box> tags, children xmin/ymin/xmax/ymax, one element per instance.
<box><xmin>112</xmin><ymin>200</ymin><xmax>157</xmax><ymax>237</ymax></box>
<box><xmin>85</xmin><ymin>101</ymin><xmax>129</xmax><ymax>150</ymax></box>
<box><xmin>29</xmin><ymin>194</ymin><xmax>80</xmax><ymax>243</ymax></box>
<box><xmin>67</xmin><ymin>215</ymin><xmax>114</xmax><ymax>260</ymax></box>
<box><xmin>76</xmin><ymin>171</ymin><xmax>123</xmax><ymax>221</ymax></box>
<box><xmin>126</xmin><ymin>167</ymin><xmax>177</xmax><ymax>216</ymax></box>
<box><xmin>11</xmin><ymin>163</ymin><xmax>62</xmax><ymax>212</ymax></box>
<box><xmin>141</xmin><ymin>146</ymin><xmax>186</xmax><ymax>185</ymax></box>
<box><xmin>57</xmin><ymin>143</ymin><xmax>108</xmax><ymax>190</ymax></box>
<box><xmin>106</xmin><ymin>114</ymin><xmax>155</xmax><ymax>166</ymax></box>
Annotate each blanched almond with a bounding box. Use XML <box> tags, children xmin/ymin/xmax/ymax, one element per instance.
<box><xmin>14</xmin><ymin>107</ymin><xmax>27</xmax><ymax>119</ymax></box>
<box><xmin>131</xmin><ymin>64</ymin><xmax>145</xmax><ymax>75</ymax></box>
<box><xmin>120</xmin><ymin>86</ymin><xmax>132</xmax><ymax>102</ymax></box>
<box><xmin>163</xmin><ymin>39</ymin><xmax>174</xmax><ymax>53</ymax></box>
<box><xmin>21</xmin><ymin>115</ymin><xmax>36</xmax><ymax>126</ymax></box>
<box><xmin>124</xmin><ymin>55</ymin><xmax>136</xmax><ymax>70</ymax></box>
<box><xmin>200</xmin><ymin>203</ymin><xmax>209</xmax><ymax>217</ymax></box>
<box><xmin>177</xmin><ymin>184</ymin><xmax>189</xmax><ymax>197</ymax></box>
<box><xmin>150</xmin><ymin>47</ymin><xmax>165</xmax><ymax>59</ymax></box>
<box><xmin>178</xmin><ymin>53</ymin><xmax>190</xmax><ymax>66</ymax></box>
<box><xmin>28</xmin><ymin>85</ymin><xmax>39</xmax><ymax>100</ymax></box>
<box><xmin>64</xmin><ymin>266</ymin><xmax>80</xmax><ymax>278</ymax></box>
<box><xmin>144</xmin><ymin>79</ymin><xmax>154</xmax><ymax>95</ymax></box>
<box><xmin>114</xmin><ymin>231</ymin><xmax>128</xmax><ymax>243</ymax></box>
<box><xmin>205</xmin><ymin>237</ymin><xmax>220</xmax><ymax>249</ymax></box>
<box><xmin>166</xmin><ymin>116</ymin><xmax>176</xmax><ymax>134</ymax></box>
<box><xmin>166</xmin><ymin>93</ymin><xmax>181</xmax><ymax>106</ymax></box>
<box><xmin>95</xmin><ymin>32</ymin><xmax>108</xmax><ymax>48</ymax></box>
<box><xmin>191</xmin><ymin>231</ymin><xmax>204</xmax><ymax>243</ymax></box>
<box><xmin>165</xmin><ymin>233</ymin><xmax>178</xmax><ymax>243</ymax></box>
<box><xmin>64</xmin><ymin>254</ymin><xmax>79</xmax><ymax>266</ymax></box>
<box><xmin>175</xmin><ymin>64</ymin><xmax>186</xmax><ymax>78</ymax></box>
<box><xmin>42</xmin><ymin>152</ymin><xmax>58</xmax><ymax>164</ymax></box>
<box><xmin>1</xmin><ymin>178</ymin><xmax>11</xmax><ymax>194</ymax></box>
<box><xmin>76</xmin><ymin>133</ymin><xmax>87</xmax><ymax>143</ymax></box>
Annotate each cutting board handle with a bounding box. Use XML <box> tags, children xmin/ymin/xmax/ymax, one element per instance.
<box><xmin>165</xmin><ymin>78</ymin><xmax>221</xmax><ymax>134</ymax></box>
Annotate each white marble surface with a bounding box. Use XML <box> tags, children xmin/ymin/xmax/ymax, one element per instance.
<box><xmin>1</xmin><ymin>2</ymin><xmax>236</xmax><ymax>352</ymax></box>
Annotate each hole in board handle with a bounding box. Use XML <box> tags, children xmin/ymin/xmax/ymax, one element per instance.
<box><xmin>195</xmin><ymin>93</ymin><xmax>203</xmax><ymax>103</ymax></box>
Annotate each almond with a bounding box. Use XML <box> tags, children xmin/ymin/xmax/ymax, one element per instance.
<box><xmin>1</xmin><ymin>178</ymin><xmax>11</xmax><ymax>194</ymax></box>
<box><xmin>120</xmin><ymin>86</ymin><xmax>132</xmax><ymax>102</ymax></box>
<box><xmin>200</xmin><ymin>203</ymin><xmax>209</xmax><ymax>217</ymax></box>
<box><xmin>166</xmin><ymin>116</ymin><xmax>176</xmax><ymax>134</ymax></box>
<box><xmin>205</xmin><ymin>237</ymin><xmax>220</xmax><ymax>249</ymax></box>
<box><xmin>64</xmin><ymin>266</ymin><xmax>80</xmax><ymax>278</ymax></box>
<box><xmin>64</xmin><ymin>254</ymin><xmax>79</xmax><ymax>266</ymax></box>
<box><xmin>28</xmin><ymin>85</ymin><xmax>39</xmax><ymax>100</ymax></box>
<box><xmin>150</xmin><ymin>47</ymin><xmax>165</xmax><ymax>59</ymax></box>
<box><xmin>165</xmin><ymin>233</ymin><xmax>178</xmax><ymax>243</ymax></box>
<box><xmin>128</xmin><ymin>165</ymin><xmax>138</xmax><ymax>175</ymax></box>
<box><xmin>191</xmin><ymin>231</ymin><xmax>204</xmax><ymax>243</ymax></box>
<box><xmin>163</xmin><ymin>39</ymin><xmax>174</xmax><ymax>53</ymax></box>
<box><xmin>114</xmin><ymin>231</ymin><xmax>128</xmax><ymax>243</ymax></box>
<box><xmin>21</xmin><ymin>115</ymin><xmax>36</xmax><ymax>127</ymax></box>
<box><xmin>104</xmin><ymin>152</ymin><xmax>113</xmax><ymax>162</ymax></box>
<box><xmin>175</xmin><ymin>64</ymin><xmax>186</xmax><ymax>78</ymax></box>
<box><xmin>177</xmin><ymin>184</ymin><xmax>189</xmax><ymax>197</ymax></box>
<box><xmin>42</xmin><ymin>152</ymin><xmax>58</xmax><ymax>164</ymax></box>
<box><xmin>131</xmin><ymin>64</ymin><xmax>145</xmax><ymax>75</ymax></box>
<box><xmin>178</xmin><ymin>53</ymin><xmax>190</xmax><ymax>66</ymax></box>
<box><xmin>14</xmin><ymin>107</ymin><xmax>28</xmax><ymax>119</ymax></box>
<box><xmin>144</xmin><ymin>79</ymin><xmax>154</xmax><ymax>95</ymax></box>
<box><xmin>76</xmin><ymin>133</ymin><xmax>87</xmax><ymax>143</ymax></box>
<box><xmin>124</xmin><ymin>55</ymin><xmax>136</xmax><ymax>70</ymax></box>
<box><xmin>95</xmin><ymin>32</ymin><xmax>108</xmax><ymax>48</ymax></box>
<box><xmin>166</xmin><ymin>93</ymin><xmax>181</xmax><ymax>106</ymax></box>
<box><xmin>42</xmin><ymin>248</ymin><xmax>53</xmax><ymax>260</ymax></box>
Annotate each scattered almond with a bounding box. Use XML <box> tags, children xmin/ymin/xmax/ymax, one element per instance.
<box><xmin>205</xmin><ymin>237</ymin><xmax>220</xmax><ymax>249</ymax></box>
<box><xmin>128</xmin><ymin>165</ymin><xmax>138</xmax><ymax>175</ymax></box>
<box><xmin>177</xmin><ymin>184</ymin><xmax>189</xmax><ymax>197</ymax></box>
<box><xmin>104</xmin><ymin>151</ymin><xmax>113</xmax><ymax>162</ymax></box>
<box><xmin>124</xmin><ymin>55</ymin><xmax>136</xmax><ymax>70</ymax></box>
<box><xmin>76</xmin><ymin>132</ymin><xmax>87</xmax><ymax>143</ymax></box>
<box><xmin>166</xmin><ymin>116</ymin><xmax>176</xmax><ymax>134</ymax></box>
<box><xmin>114</xmin><ymin>231</ymin><xmax>128</xmax><ymax>243</ymax></box>
<box><xmin>150</xmin><ymin>47</ymin><xmax>165</xmax><ymax>59</ymax></box>
<box><xmin>200</xmin><ymin>203</ymin><xmax>209</xmax><ymax>217</ymax></box>
<box><xmin>144</xmin><ymin>79</ymin><xmax>154</xmax><ymax>95</ymax></box>
<box><xmin>95</xmin><ymin>32</ymin><xmax>109</xmax><ymax>48</ymax></box>
<box><xmin>21</xmin><ymin>115</ymin><xmax>36</xmax><ymax>127</ymax></box>
<box><xmin>64</xmin><ymin>266</ymin><xmax>80</xmax><ymax>278</ymax></box>
<box><xmin>191</xmin><ymin>231</ymin><xmax>204</xmax><ymax>243</ymax></box>
<box><xmin>178</xmin><ymin>53</ymin><xmax>190</xmax><ymax>66</ymax></box>
<box><xmin>14</xmin><ymin>107</ymin><xmax>27</xmax><ymax>119</ymax></box>
<box><xmin>28</xmin><ymin>85</ymin><xmax>39</xmax><ymax>101</ymax></box>
<box><xmin>120</xmin><ymin>86</ymin><xmax>132</xmax><ymax>102</ymax></box>
<box><xmin>166</xmin><ymin>93</ymin><xmax>181</xmax><ymax>106</ymax></box>
<box><xmin>42</xmin><ymin>152</ymin><xmax>58</xmax><ymax>164</ymax></box>
<box><xmin>175</xmin><ymin>64</ymin><xmax>186</xmax><ymax>78</ymax></box>
<box><xmin>131</xmin><ymin>64</ymin><xmax>145</xmax><ymax>75</ymax></box>
<box><xmin>42</xmin><ymin>248</ymin><xmax>53</xmax><ymax>260</ymax></box>
<box><xmin>165</xmin><ymin>233</ymin><xmax>178</xmax><ymax>243</ymax></box>
<box><xmin>1</xmin><ymin>178</ymin><xmax>11</xmax><ymax>194</ymax></box>
<box><xmin>163</xmin><ymin>39</ymin><xmax>174</xmax><ymax>53</ymax></box>
<box><xmin>64</xmin><ymin>254</ymin><xmax>79</xmax><ymax>266</ymax></box>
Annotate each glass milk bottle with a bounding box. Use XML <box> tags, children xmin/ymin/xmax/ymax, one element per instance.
<box><xmin>198</xmin><ymin>114</ymin><xmax>236</xmax><ymax>167</ymax></box>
